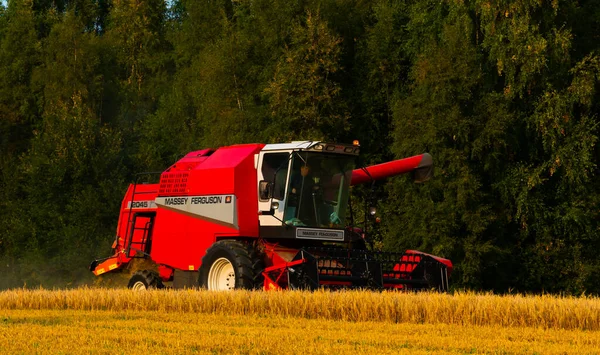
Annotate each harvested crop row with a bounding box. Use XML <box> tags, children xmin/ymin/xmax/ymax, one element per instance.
<box><xmin>1</xmin><ymin>288</ymin><xmax>600</xmax><ymax>330</ymax></box>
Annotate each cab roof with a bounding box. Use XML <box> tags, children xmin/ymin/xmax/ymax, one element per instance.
<box><xmin>262</xmin><ymin>141</ymin><xmax>359</xmax><ymax>155</ymax></box>
<box><xmin>261</xmin><ymin>141</ymin><xmax>319</xmax><ymax>151</ymax></box>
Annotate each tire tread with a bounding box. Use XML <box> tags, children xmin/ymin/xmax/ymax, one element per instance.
<box><xmin>199</xmin><ymin>240</ymin><xmax>264</xmax><ymax>290</ymax></box>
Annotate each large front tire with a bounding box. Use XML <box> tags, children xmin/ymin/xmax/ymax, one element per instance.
<box><xmin>199</xmin><ymin>240</ymin><xmax>259</xmax><ymax>290</ymax></box>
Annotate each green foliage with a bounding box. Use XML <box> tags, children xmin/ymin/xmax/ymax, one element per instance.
<box><xmin>385</xmin><ymin>3</ymin><xmax>493</xmax><ymax>287</ymax></box>
<box><xmin>381</xmin><ymin>0</ymin><xmax>600</xmax><ymax>293</ymax></box>
<box><xmin>0</xmin><ymin>0</ymin><xmax>41</xmax><ymax>265</ymax></box>
<box><xmin>0</xmin><ymin>0</ymin><xmax>598</xmax><ymax>293</ymax></box>
<box><xmin>0</xmin><ymin>0</ymin><xmax>40</xmax><ymax>145</ymax></box>
<box><xmin>264</xmin><ymin>10</ymin><xmax>348</xmax><ymax>141</ymax></box>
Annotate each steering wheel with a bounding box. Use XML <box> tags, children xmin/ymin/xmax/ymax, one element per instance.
<box><xmin>311</xmin><ymin>187</ymin><xmax>337</xmax><ymax>206</ymax></box>
<box><xmin>323</xmin><ymin>199</ymin><xmax>338</xmax><ymax>206</ymax></box>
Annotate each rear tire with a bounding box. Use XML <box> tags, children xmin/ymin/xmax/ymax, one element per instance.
<box><xmin>199</xmin><ymin>240</ymin><xmax>260</xmax><ymax>290</ymax></box>
<box><xmin>127</xmin><ymin>270</ymin><xmax>164</xmax><ymax>290</ymax></box>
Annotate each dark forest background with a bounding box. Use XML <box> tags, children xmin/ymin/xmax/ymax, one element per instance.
<box><xmin>0</xmin><ymin>0</ymin><xmax>599</xmax><ymax>293</ymax></box>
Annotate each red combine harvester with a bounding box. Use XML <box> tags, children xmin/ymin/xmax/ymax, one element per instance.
<box><xmin>90</xmin><ymin>141</ymin><xmax>452</xmax><ymax>291</ymax></box>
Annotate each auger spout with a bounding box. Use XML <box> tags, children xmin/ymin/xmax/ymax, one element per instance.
<box><xmin>351</xmin><ymin>153</ymin><xmax>433</xmax><ymax>185</ymax></box>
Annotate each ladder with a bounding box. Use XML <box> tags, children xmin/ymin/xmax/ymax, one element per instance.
<box><xmin>123</xmin><ymin>172</ymin><xmax>161</xmax><ymax>258</ymax></box>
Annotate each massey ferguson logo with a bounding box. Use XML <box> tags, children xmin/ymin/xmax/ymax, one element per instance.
<box><xmin>296</xmin><ymin>228</ymin><xmax>344</xmax><ymax>241</ymax></box>
<box><xmin>161</xmin><ymin>195</ymin><xmax>232</xmax><ymax>206</ymax></box>
<box><xmin>191</xmin><ymin>196</ymin><xmax>222</xmax><ymax>204</ymax></box>
<box><xmin>154</xmin><ymin>194</ymin><xmax>237</xmax><ymax>229</ymax></box>
<box><xmin>164</xmin><ymin>197</ymin><xmax>188</xmax><ymax>206</ymax></box>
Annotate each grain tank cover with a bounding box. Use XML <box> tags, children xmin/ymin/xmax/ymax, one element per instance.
<box><xmin>158</xmin><ymin>144</ymin><xmax>264</xmax><ymax>197</ymax></box>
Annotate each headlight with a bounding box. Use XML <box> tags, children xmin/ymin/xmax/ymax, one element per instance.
<box><xmin>369</xmin><ymin>207</ymin><xmax>377</xmax><ymax>216</ymax></box>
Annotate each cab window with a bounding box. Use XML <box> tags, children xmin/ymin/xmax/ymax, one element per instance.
<box><xmin>261</xmin><ymin>153</ymin><xmax>289</xmax><ymax>200</ymax></box>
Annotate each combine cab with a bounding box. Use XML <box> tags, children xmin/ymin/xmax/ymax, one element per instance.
<box><xmin>90</xmin><ymin>141</ymin><xmax>452</xmax><ymax>291</ymax></box>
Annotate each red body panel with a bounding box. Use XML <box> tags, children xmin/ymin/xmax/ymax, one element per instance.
<box><xmin>149</xmin><ymin>143</ymin><xmax>265</xmax><ymax>271</ymax></box>
<box><xmin>93</xmin><ymin>183</ymin><xmax>159</xmax><ymax>276</ymax></box>
<box><xmin>115</xmin><ymin>183</ymin><xmax>159</xmax><ymax>237</ymax></box>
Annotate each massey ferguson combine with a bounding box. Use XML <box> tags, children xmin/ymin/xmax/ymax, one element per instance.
<box><xmin>90</xmin><ymin>141</ymin><xmax>452</xmax><ymax>291</ymax></box>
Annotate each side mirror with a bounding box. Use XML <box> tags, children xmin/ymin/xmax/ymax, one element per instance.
<box><xmin>259</xmin><ymin>180</ymin><xmax>272</xmax><ymax>200</ymax></box>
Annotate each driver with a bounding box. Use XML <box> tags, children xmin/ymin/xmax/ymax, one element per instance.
<box><xmin>285</xmin><ymin>162</ymin><xmax>322</xmax><ymax>225</ymax></box>
<box><xmin>291</xmin><ymin>163</ymin><xmax>315</xmax><ymax>194</ymax></box>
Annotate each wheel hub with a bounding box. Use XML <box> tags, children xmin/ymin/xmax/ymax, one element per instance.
<box><xmin>131</xmin><ymin>281</ymin><xmax>147</xmax><ymax>290</ymax></box>
<box><xmin>208</xmin><ymin>257</ymin><xmax>236</xmax><ymax>290</ymax></box>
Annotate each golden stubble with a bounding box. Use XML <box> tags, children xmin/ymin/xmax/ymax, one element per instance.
<box><xmin>1</xmin><ymin>288</ymin><xmax>599</xmax><ymax>354</ymax></box>
<box><xmin>1</xmin><ymin>288</ymin><xmax>600</xmax><ymax>330</ymax></box>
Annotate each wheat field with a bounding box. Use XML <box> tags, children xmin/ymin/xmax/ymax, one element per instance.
<box><xmin>1</xmin><ymin>288</ymin><xmax>600</xmax><ymax>354</ymax></box>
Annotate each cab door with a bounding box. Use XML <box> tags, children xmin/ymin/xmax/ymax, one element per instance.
<box><xmin>257</xmin><ymin>151</ymin><xmax>290</xmax><ymax>226</ymax></box>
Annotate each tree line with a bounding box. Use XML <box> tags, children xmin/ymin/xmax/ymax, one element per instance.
<box><xmin>0</xmin><ymin>0</ymin><xmax>598</xmax><ymax>293</ymax></box>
